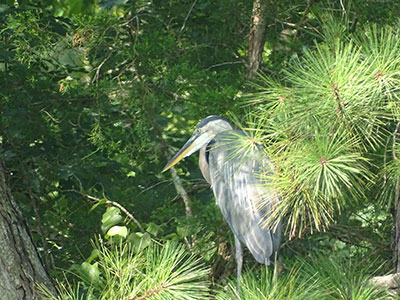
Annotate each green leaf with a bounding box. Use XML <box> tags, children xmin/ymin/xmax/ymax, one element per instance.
<box><xmin>89</xmin><ymin>199</ymin><xmax>107</xmax><ymax>213</ymax></box>
<box><xmin>105</xmin><ymin>225</ymin><xmax>128</xmax><ymax>239</ymax></box>
<box><xmin>127</xmin><ymin>232</ymin><xmax>151</xmax><ymax>253</ymax></box>
<box><xmin>101</xmin><ymin>207</ymin><xmax>123</xmax><ymax>233</ymax></box>
<box><xmin>127</xmin><ymin>170</ymin><xmax>136</xmax><ymax>177</ymax></box>
<box><xmin>0</xmin><ymin>4</ymin><xmax>9</xmax><ymax>13</ymax></box>
<box><xmin>87</xmin><ymin>249</ymin><xmax>100</xmax><ymax>263</ymax></box>
<box><xmin>58</xmin><ymin>48</ymin><xmax>81</xmax><ymax>67</ymax></box>
<box><xmin>80</xmin><ymin>262</ymin><xmax>100</xmax><ymax>284</ymax></box>
<box><xmin>177</xmin><ymin>225</ymin><xmax>191</xmax><ymax>238</ymax></box>
<box><xmin>146</xmin><ymin>222</ymin><xmax>161</xmax><ymax>236</ymax></box>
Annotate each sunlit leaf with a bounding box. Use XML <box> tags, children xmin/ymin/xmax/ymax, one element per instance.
<box><xmin>105</xmin><ymin>225</ymin><xmax>128</xmax><ymax>239</ymax></box>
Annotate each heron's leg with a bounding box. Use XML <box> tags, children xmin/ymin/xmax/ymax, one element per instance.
<box><xmin>234</xmin><ymin>236</ymin><xmax>243</xmax><ymax>295</ymax></box>
<box><xmin>272</xmin><ymin>252</ymin><xmax>278</xmax><ymax>285</ymax></box>
<box><xmin>272</xmin><ymin>252</ymin><xmax>284</xmax><ymax>285</ymax></box>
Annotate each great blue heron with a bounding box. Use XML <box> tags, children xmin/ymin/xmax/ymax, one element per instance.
<box><xmin>162</xmin><ymin>115</ymin><xmax>281</xmax><ymax>285</ymax></box>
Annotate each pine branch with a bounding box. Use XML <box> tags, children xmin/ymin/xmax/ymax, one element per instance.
<box><xmin>131</xmin><ymin>283</ymin><xmax>166</xmax><ymax>300</ymax></box>
<box><xmin>331</xmin><ymin>83</ymin><xmax>344</xmax><ymax>116</ymax></box>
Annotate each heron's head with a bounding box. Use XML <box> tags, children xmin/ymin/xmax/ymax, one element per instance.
<box><xmin>162</xmin><ymin>116</ymin><xmax>232</xmax><ymax>172</ymax></box>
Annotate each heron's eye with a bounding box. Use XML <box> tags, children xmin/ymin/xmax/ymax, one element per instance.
<box><xmin>196</xmin><ymin>128</ymin><xmax>201</xmax><ymax>134</ymax></box>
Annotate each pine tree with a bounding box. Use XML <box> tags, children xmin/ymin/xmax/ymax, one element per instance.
<box><xmin>246</xmin><ymin>21</ymin><xmax>400</xmax><ymax>263</ymax></box>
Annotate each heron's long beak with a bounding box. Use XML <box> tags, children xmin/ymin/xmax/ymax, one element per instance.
<box><xmin>162</xmin><ymin>135</ymin><xmax>198</xmax><ymax>172</ymax></box>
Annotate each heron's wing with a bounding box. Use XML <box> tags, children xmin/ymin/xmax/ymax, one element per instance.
<box><xmin>208</xmin><ymin>130</ymin><xmax>281</xmax><ymax>265</ymax></box>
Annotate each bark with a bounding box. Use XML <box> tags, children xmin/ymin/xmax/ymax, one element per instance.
<box><xmin>0</xmin><ymin>161</ymin><xmax>55</xmax><ymax>300</ymax></box>
<box><xmin>368</xmin><ymin>273</ymin><xmax>400</xmax><ymax>290</ymax></box>
<box><xmin>368</xmin><ymin>273</ymin><xmax>400</xmax><ymax>298</ymax></box>
<box><xmin>247</xmin><ymin>0</ymin><xmax>270</xmax><ymax>79</ymax></box>
<box><xmin>394</xmin><ymin>123</ymin><xmax>400</xmax><ymax>272</ymax></box>
<box><xmin>395</xmin><ymin>192</ymin><xmax>400</xmax><ymax>272</ymax></box>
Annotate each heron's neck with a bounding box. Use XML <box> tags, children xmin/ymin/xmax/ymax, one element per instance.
<box><xmin>199</xmin><ymin>143</ymin><xmax>212</xmax><ymax>184</ymax></box>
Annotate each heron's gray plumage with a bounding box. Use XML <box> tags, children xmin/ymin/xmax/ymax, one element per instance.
<box><xmin>163</xmin><ymin>115</ymin><xmax>281</xmax><ymax>288</ymax></box>
<box><xmin>203</xmin><ymin>130</ymin><xmax>281</xmax><ymax>265</ymax></box>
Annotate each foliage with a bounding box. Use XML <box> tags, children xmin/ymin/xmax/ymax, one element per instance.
<box><xmin>1</xmin><ymin>0</ymin><xmax>400</xmax><ymax>299</ymax></box>
<box><xmin>0</xmin><ymin>0</ymin><xmax>245</xmax><ymax>276</ymax></box>
<box><xmin>39</xmin><ymin>239</ymin><xmax>210</xmax><ymax>300</ymax></box>
<box><xmin>216</xmin><ymin>264</ymin><xmax>326</xmax><ymax>300</ymax></box>
<box><xmin>216</xmin><ymin>254</ymin><xmax>392</xmax><ymax>300</ymax></box>
<box><xmin>301</xmin><ymin>254</ymin><xmax>390</xmax><ymax>300</ymax></box>
<box><xmin>246</xmin><ymin>21</ymin><xmax>400</xmax><ymax>237</ymax></box>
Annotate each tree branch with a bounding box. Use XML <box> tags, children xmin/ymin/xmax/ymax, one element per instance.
<box><xmin>293</xmin><ymin>0</ymin><xmax>314</xmax><ymax>42</ymax></box>
<box><xmin>151</xmin><ymin>117</ymin><xmax>193</xmax><ymax>217</ymax></box>
<box><xmin>170</xmin><ymin>182</ymin><xmax>210</xmax><ymax>203</ymax></box>
<box><xmin>65</xmin><ymin>189</ymin><xmax>145</xmax><ymax>233</ymax></box>
<box><xmin>180</xmin><ymin>0</ymin><xmax>198</xmax><ymax>33</ymax></box>
<box><xmin>168</xmin><ymin>167</ymin><xmax>193</xmax><ymax>217</ymax></box>
<box><xmin>368</xmin><ymin>272</ymin><xmax>400</xmax><ymax>290</ymax></box>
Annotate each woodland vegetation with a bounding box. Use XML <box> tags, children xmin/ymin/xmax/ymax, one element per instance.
<box><xmin>1</xmin><ymin>0</ymin><xmax>400</xmax><ymax>299</ymax></box>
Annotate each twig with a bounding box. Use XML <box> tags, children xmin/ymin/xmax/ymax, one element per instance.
<box><xmin>293</xmin><ymin>0</ymin><xmax>315</xmax><ymax>42</ymax></box>
<box><xmin>92</xmin><ymin>55</ymin><xmax>111</xmax><ymax>84</ymax></box>
<box><xmin>205</xmin><ymin>61</ymin><xmax>243</xmax><ymax>71</ymax></box>
<box><xmin>40</xmin><ymin>109</ymin><xmax>61</xmax><ymax>123</ymax></box>
<box><xmin>31</xmin><ymin>97</ymin><xmax>94</xmax><ymax>106</ymax></box>
<box><xmin>339</xmin><ymin>0</ymin><xmax>346</xmax><ymax>13</ymax></box>
<box><xmin>138</xmin><ymin>180</ymin><xmax>171</xmax><ymax>196</ymax></box>
<box><xmin>170</xmin><ymin>182</ymin><xmax>210</xmax><ymax>202</ymax></box>
<box><xmin>180</xmin><ymin>0</ymin><xmax>198</xmax><ymax>33</ymax></box>
<box><xmin>330</xmin><ymin>224</ymin><xmax>388</xmax><ymax>248</ymax></box>
<box><xmin>169</xmin><ymin>167</ymin><xmax>193</xmax><ymax>217</ymax></box>
<box><xmin>65</xmin><ymin>189</ymin><xmax>145</xmax><ymax>233</ymax></box>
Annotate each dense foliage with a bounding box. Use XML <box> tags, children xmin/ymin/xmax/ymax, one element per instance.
<box><xmin>249</xmin><ymin>23</ymin><xmax>400</xmax><ymax>237</ymax></box>
<box><xmin>1</xmin><ymin>0</ymin><xmax>400</xmax><ymax>299</ymax></box>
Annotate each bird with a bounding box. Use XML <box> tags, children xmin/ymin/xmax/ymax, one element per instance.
<box><xmin>162</xmin><ymin>115</ymin><xmax>282</xmax><ymax>287</ymax></box>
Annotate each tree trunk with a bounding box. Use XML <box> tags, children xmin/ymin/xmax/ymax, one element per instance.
<box><xmin>393</xmin><ymin>123</ymin><xmax>400</xmax><ymax>273</ymax></box>
<box><xmin>247</xmin><ymin>0</ymin><xmax>269</xmax><ymax>79</ymax></box>
<box><xmin>394</xmin><ymin>178</ymin><xmax>400</xmax><ymax>273</ymax></box>
<box><xmin>0</xmin><ymin>161</ymin><xmax>55</xmax><ymax>300</ymax></box>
